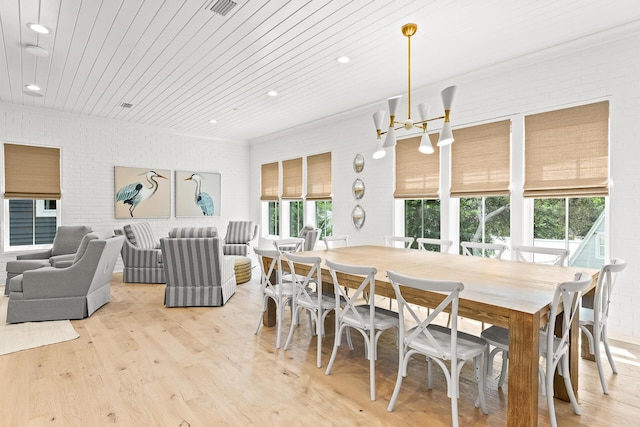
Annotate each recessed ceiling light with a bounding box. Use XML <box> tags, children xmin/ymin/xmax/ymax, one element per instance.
<box><xmin>26</xmin><ymin>23</ymin><xmax>50</xmax><ymax>34</ymax></box>
<box><xmin>24</xmin><ymin>84</ymin><xmax>41</xmax><ymax>92</ymax></box>
<box><xmin>25</xmin><ymin>45</ymin><xmax>49</xmax><ymax>57</ymax></box>
<box><xmin>209</xmin><ymin>119</ymin><xmax>217</xmax><ymax>124</ymax></box>
<box><xmin>337</xmin><ymin>56</ymin><xmax>350</xmax><ymax>64</ymax></box>
<box><xmin>23</xmin><ymin>90</ymin><xmax>44</xmax><ymax>97</ymax></box>
<box><xmin>268</xmin><ymin>90</ymin><xmax>278</xmax><ymax>97</ymax></box>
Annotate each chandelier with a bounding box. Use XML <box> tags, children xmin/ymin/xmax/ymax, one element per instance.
<box><xmin>372</xmin><ymin>23</ymin><xmax>456</xmax><ymax>159</ymax></box>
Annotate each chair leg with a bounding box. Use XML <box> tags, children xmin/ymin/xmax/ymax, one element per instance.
<box><xmin>316</xmin><ymin>320</ymin><xmax>322</xmax><ymax>369</ymax></box>
<box><xmin>284</xmin><ymin>307</ymin><xmax>299</xmax><ymax>350</ymax></box>
<box><xmin>325</xmin><ymin>324</ymin><xmax>343</xmax><ymax>375</ymax></box>
<box><xmin>345</xmin><ymin>326</ymin><xmax>354</xmax><ymax>350</ymax></box>
<box><xmin>474</xmin><ymin>355</ymin><xmax>488</xmax><ymax>415</ymax></box>
<box><xmin>387</xmin><ymin>356</ymin><xmax>406</xmax><ymax>412</ymax></box>
<box><xmin>561</xmin><ymin>355</ymin><xmax>581</xmax><ymax>415</ymax></box>
<box><xmin>603</xmin><ymin>327</ymin><xmax>618</xmax><ymax>374</ymax></box>
<box><xmin>498</xmin><ymin>350</ymin><xmax>508</xmax><ymax>388</ymax></box>
<box><xmin>275</xmin><ymin>300</ymin><xmax>284</xmax><ymax>349</ymax></box>
<box><xmin>594</xmin><ymin>338</ymin><xmax>609</xmax><ymax>394</ymax></box>
<box><xmin>370</xmin><ymin>335</ymin><xmax>376</xmax><ymax>401</ymax></box>
<box><xmin>254</xmin><ymin>296</ymin><xmax>268</xmax><ymax>335</ymax></box>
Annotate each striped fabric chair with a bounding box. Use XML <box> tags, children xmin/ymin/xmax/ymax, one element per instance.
<box><xmin>160</xmin><ymin>227</ymin><xmax>236</xmax><ymax>307</ymax></box>
<box><xmin>299</xmin><ymin>225</ymin><xmax>321</xmax><ymax>251</ymax></box>
<box><xmin>222</xmin><ymin>221</ymin><xmax>259</xmax><ymax>256</ymax></box>
<box><xmin>114</xmin><ymin>222</ymin><xmax>165</xmax><ymax>283</ymax></box>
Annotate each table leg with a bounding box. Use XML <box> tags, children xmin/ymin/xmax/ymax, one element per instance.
<box><xmin>507</xmin><ymin>311</ymin><xmax>540</xmax><ymax>426</ymax></box>
<box><xmin>263</xmin><ymin>298</ymin><xmax>276</xmax><ymax>327</ymax></box>
<box><xmin>580</xmin><ymin>292</ymin><xmax>596</xmax><ymax>361</ymax></box>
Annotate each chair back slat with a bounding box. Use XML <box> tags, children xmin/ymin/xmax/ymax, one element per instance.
<box><xmin>461</xmin><ymin>241</ymin><xmax>507</xmax><ymax>259</ymax></box>
<box><xmin>388</xmin><ymin>270</ymin><xmax>463</xmax><ymax>360</ymax></box>
<box><xmin>326</xmin><ymin>259</ymin><xmax>377</xmax><ymax>330</ymax></box>
<box><xmin>513</xmin><ymin>245</ymin><xmax>569</xmax><ymax>266</ymax></box>
<box><xmin>416</xmin><ymin>238</ymin><xmax>453</xmax><ymax>253</ymax></box>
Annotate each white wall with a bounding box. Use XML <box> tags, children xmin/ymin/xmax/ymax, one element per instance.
<box><xmin>0</xmin><ymin>104</ymin><xmax>250</xmax><ymax>279</ymax></box>
<box><xmin>249</xmin><ymin>26</ymin><xmax>640</xmax><ymax>343</ymax></box>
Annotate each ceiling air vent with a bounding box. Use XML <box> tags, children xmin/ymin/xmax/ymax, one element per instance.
<box><xmin>206</xmin><ymin>0</ymin><xmax>237</xmax><ymax>16</ymax></box>
<box><xmin>120</xmin><ymin>102</ymin><xmax>133</xmax><ymax>109</ymax></box>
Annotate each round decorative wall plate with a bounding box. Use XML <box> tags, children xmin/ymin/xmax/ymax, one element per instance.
<box><xmin>353</xmin><ymin>153</ymin><xmax>365</xmax><ymax>173</ymax></box>
<box><xmin>352</xmin><ymin>178</ymin><xmax>365</xmax><ymax>199</ymax></box>
<box><xmin>352</xmin><ymin>205</ymin><xmax>365</xmax><ymax>229</ymax></box>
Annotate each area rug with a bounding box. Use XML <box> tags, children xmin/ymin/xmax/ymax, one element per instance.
<box><xmin>0</xmin><ymin>288</ymin><xmax>79</xmax><ymax>355</ymax></box>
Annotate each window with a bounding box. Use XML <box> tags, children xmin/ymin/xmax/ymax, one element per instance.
<box><xmin>404</xmin><ymin>199</ymin><xmax>440</xmax><ymax>249</ymax></box>
<box><xmin>289</xmin><ymin>200</ymin><xmax>304</xmax><ymax>237</ymax></box>
<box><xmin>315</xmin><ymin>200</ymin><xmax>332</xmax><ymax>239</ymax></box>
<box><xmin>4</xmin><ymin>143</ymin><xmax>61</xmax><ymax>251</ymax></box>
<box><xmin>8</xmin><ymin>199</ymin><xmax>58</xmax><ymax>246</ymax></box>
<box><xmin>459</xmin><ymin>196</ymin><xmax>510</xmax><ymax>254</ymax></box>
<box><xmin>533</xmin><ymin>197</ymin><xmax>605</xmax><ymax>268</ymax></box>
<box><xmin>268</xmin><ymin>201</ymin><xmax>280</xmax><ymax>236</ymax></box>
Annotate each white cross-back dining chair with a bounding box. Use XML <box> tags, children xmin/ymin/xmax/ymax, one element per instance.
<box><xmin>416</xmin><ymin>237</ymin><xmax>453</xmax><ymax>253</ymax></box>
<box><xmin>481</xmin><ymin>272</ymin><xmax>593</xmax><ymax>427</ymax></box>
<box><xmin>323</xmin><ymin>235</ymin><xmax>349</xmax><ymax>249</ymax></box>
<box><xmin>579</xmin><ymin>258</ymin><xmax>627</xmax><ymax>394</ymax></box>
<box><xmin>386</xmin><ymin>270</ymin><xmax>488</xmax><ymax>427</ymax></box>
<box><xmin>282</xmin><ymin>252</ymin><xmax>351</xmax><ymax>368</ymax></box>
<box><xmin>512</xmin><ymin>245</ymin><xmax>570</xmax><ymax>266</ymax></box>
<box><xmin>461</xmin><ymin>241</ymin><xmax>507</xmax><ymax>259</ymax></box>
<box><xmin>383</xmin><ymin>236</ymin><xmax>414</xmax><ymax>249</ymax></box>
<box><xmin>254</xmin><ymin>246</ymin><xmax>295</xmax><ymax>349</ymax></box>
<box><xmin>324</xmin><ymin>259</ymin><xmax>399</xmax><ymax>401</ymax></box>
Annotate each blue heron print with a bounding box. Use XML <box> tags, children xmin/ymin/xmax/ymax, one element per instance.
<box><xmin>116</xmin><ymin>170</ymin><xmax>167</xmax><ymax>217</ymax></box>
<box><xmin>185</xmin><ymin>173</ymin><xmax>214</xmax><ymax>216</ymax></box>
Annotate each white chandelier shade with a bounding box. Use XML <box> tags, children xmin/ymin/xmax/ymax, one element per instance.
<box><xmin>371</xmin><ymin>23</ymin><xmax>457</xmax><ymax>158</ymax></box>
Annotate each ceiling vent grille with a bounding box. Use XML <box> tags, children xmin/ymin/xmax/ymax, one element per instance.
<box><xmin>206</xmin><ymin>0</ymin><xmax>237</xmax><ymax>16</ymax></box>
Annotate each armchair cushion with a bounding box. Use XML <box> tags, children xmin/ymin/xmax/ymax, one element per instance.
<box><xmin>169</xmin><ymin>227</ymin><xmax>217</xmax><ymax>238</ymax></box>
<box><xmin>224</xmin><ymin>221</ymin><xmax>255</xmax><ymax>244</ymax></box>
<box><xmin>51</xmin><ymin>225</ymin><xmax>93</xmax><ymax>256</ymax></box>
<box><xmin>123</xmin><ymin>222</ymin><xmax>158</xmax><ymax>249</ymax></box>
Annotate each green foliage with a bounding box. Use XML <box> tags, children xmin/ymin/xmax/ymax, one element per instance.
<box><xmin>268</xmin><ymin>201</ymin><xmax>279</xmax><ymax>235</ymax></box>
<box><xmin>315</xmin><ymin>200</ymin><xmax>332</xmax><ymax>239</ymax></box>
<box><xmin>459</xmin><ymin>196</ymin><xmax>511</xmax><ymax>243</ymax></box>
<box><xmin>404</xmin><ymin>199</ymin><xmax>440</xmax><ymax>249</ymax></box>
<box><xmin>289</xmin><ymin>201</ymin><xmax>304</xmax><ymax>237</ymax></box>
<box><xmin>534</xmin><ymin>197</ymin><xmax>604</xmax><ymax>239</ymax></box>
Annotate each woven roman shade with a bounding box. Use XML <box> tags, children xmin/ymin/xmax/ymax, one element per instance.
<box><xmin>260</xmin><ymin>162</ymin><xmax>279</xmax><ymax>201</ymax></box>
<box><xmin>394</xmin><ymin>135</ymin><xmax>440</xmax><ymax>199</ymax></box>
<box><xmin>450</xmin><ymin>120</ymin><xmax>511</xmax><ymax>197</ymax></box>
<box><xmin>4</xmin><ymin>143</ymin><xmax>61</xmax><ymax>199</ymax></box>
<box><xmin>524</xmin><ymin>101</ymin><xmax>609</xmax><ymax>198</ymax></box>
<box><xmin>282</xmin><ymin>157</ymin><xmax>303</xmax><ymax>199</ymax></box>
<box><xmin>306</xmin><ymin>152</ymin><xmax>332</xmax><ymax>200</ymax></box>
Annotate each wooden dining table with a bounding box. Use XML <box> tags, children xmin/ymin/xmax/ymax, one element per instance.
<box><xmin>264</xmin><ymin>245</ymin><xmax>598</xmax><ymax>427</ymax></box>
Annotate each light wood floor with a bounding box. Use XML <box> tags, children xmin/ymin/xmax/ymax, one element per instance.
<box><xmin>1</xmin><ymin>272</ymin><xmax>638</xmax><ymax>426</ymax></box>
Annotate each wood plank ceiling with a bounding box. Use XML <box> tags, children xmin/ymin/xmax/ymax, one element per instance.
<box><xmin>1</xmin><ymin>0</ymin><xmax>640</xmax><ymax>141</ymax></box>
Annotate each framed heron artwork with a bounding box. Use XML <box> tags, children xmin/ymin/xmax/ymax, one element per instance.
<box><xmin>114</xmin><ymin>166</ymin><xmax>171</xmax><ymax>219</ymax></box>
<box><xmin>175</xmin><ymin>171</ymin><xmax>221</xmax><ymax>217</ymax></box>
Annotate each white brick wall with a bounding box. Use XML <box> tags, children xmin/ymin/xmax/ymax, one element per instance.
<box><xmin>250</xmin><ymin>29</ymin><xmax>640</xmax><ymax>343</ymax></box>
<box><xmin>0</xmin><ymin>105</ymin><xmax>250</xmax><ymax>280</ymax></box>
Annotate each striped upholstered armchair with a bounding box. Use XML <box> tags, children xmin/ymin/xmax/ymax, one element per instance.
<box><xmin>222</xmin><ymin>221</ymin><xmax>259</xmax><ymax>256</ymax></box>
<box><xmin>114</xmin><ymin>222</ymin><xmax>165</xmax><ymax>283</ymax></box>
<box><xmin>160</xmin><ymin>227</ymin><xmax>236</xmax><ymax>307</ymax></box>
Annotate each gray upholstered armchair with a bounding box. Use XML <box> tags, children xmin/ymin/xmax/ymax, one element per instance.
<box><xmin>114</xmin><ymin>222</ymin><xmax>165</xmax><ymax>283</ymax></box>
<box><xmin>222</xmin><ymin>221</ymin><xmax>259</xmax><ymax>256</ymax></box>
<box><xmin>6</xmin><ymin>232</ymin><xmax>124</xmax><ymax>323</ymax></box>
<box><xmin>5</xmin><ymin>225</ymin><xmax>92</xmax><ymax>295</ymax></box>
<box><xmin>160</xmin><ymin>227</ymin><xmax>236</xmax><ymax>307</ymax></box>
